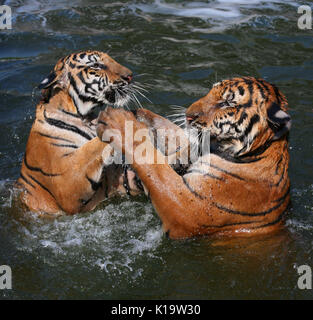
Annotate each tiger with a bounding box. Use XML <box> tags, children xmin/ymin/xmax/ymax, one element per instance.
<box><xmin>97</xmin><ymin>76</ymin><xmax>292</xmax><ymax>239</ymax></box>
<box><xmin>16</xmin><ymin>50</ymin><xmax>144</xmax><ymax>215</ymax></box>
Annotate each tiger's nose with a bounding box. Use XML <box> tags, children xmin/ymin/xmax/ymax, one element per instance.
<box><xmin>122</xmin><ymin>74</ymin><xmax>133</xmax><ymax>83</ymax></box>
<box><xmin>186</xmin><ymin>113</ymin><xmax>199</xmax><ymax>123</ymax></box>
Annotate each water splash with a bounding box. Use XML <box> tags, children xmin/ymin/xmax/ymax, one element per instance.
<box><xmin>130</xmin><ymin>0</ymin><xmax>300</xmax><ymax>32</ymax></box>
<box><xmin>0</xmin><ymin>188</ymin><xmax>164</xmax><ymax>282</ymax></box>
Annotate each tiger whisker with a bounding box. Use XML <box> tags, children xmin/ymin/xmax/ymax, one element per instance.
<box><xmin>132</xmin><ymin>83</ymin><xmax>150</xmax><ymax>93</ymax></box>
<box><xmin>169</xmin><ymin>104</ymin><xmax>186</xmax><ymax>110</ymax></box>
<box><xmin>124</xmin><ymin>84</ymin><xmax>152</xmax><ymax>108</ymax></box>
<box><xmin>129</xmin><ymin>91</ymin><xmax>143</xmax><ymax>109</ymax></box>
<box><xmin>134</xmin><ymin>73</ymin><xmax>152</xmax><ymax>78</ymax></box>
<box><xmin>135</xmin><ymin>92</ymin><xmax>152</xmax><ymax>104</ymax></box>
<box><xmin>120</xmin><ymin>89</ymin><xmax>138</xmax><ymax>109</ymax></box>
<box><xmin>131</xmin><ymin>87</ymin><xmax>152</xmax><ymax>104</ymax></box>
<box><xmin>123</xmin><ymin>88</ymin><xmax>142</xmax><ymax>107</ymax></box>
<box><xmin>168</xmin><ymin>113</ymin><xmax>186</xmax><ymax>118</ymax></box>
<box><xmin>133</xmin><ymin>82</ymin><xmax>153</xmax><ymax>90</ymax></box>
<box><xmin>172</xmin><ymin>117</ymin><xmax>186</xmax><ymax>123</ymax></box>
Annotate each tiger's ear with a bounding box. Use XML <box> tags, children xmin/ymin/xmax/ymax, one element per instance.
<box><xmin>38</xmin><ymin>57</ymin><xmax>68</xmax><ymax>90</ymax></box>
<box><xmin>267</xmin><ymin>102</ymin><xmax>292</xmax><ymax>140</ymax></box>
<box><xmin>38</xmin><ymin>71</ymin><xmax>58</xmax><ymax>89</ymax></box>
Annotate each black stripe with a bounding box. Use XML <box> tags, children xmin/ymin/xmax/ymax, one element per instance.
<box><xmin>86</xmin><ymin>175</ymin><xmax>102</xmax><ymax>191</ymax></box>
<box><xmin>279</xmin><ymin>176</ymin><xmax>289</xmax><ymax>194</ymax></box>
<box><xmin>256</xmin><ymin>79</ymin><xmax>271</xmax><ymax>100</ymax></box>
<box><xmin>273</xmin><ymin>161</ymin><xmax>286</xmax><ymax>187</ymax></box>
<box><xmin>272</xmin><ymin>84</ymin><xmax>282</xmax><ymax>103</ymax></box>
<box><xmin>252</xmin><ymin>209</ymin><xmax>287</xmax><ymax>229</ymax></box>
<box><xmin>237</xmin><ymin>111</ymin><xmax>248</xmax><ymax>126</ymax></box>
<box><xmin>133</xmin><ymin>173</ymin><xmax>144</xmax><ymax>192</ymax></box>
<box><xmin>202</xmin><ymin>219</ymin><xmax>261</xmax><ymax>229</ymax></box>
<box><xmin>35</xmin><ymin>131</ymin><xmax>74</xmax><ymax>143</ymax></box>
<box><xmin>24</xmin><ymin>153</ymin><xmax>61</xmax><ymax>177</ymax></box>
<box><xmin>44</xmin><ymin>110</ymin><xmax>93</xmax><ymax>141</ymax></box>
<box><xmin>204</xmin><ymin>173</ymin><xmax>224</xmax><ymax>181</ymax></box>
<box><xmin>61</xmin><ymin>152</ymin><xmax>74</xmax><ymax>158</ymax></box>
<box><xmin>98</xmin><ymin>120</ymin><xmax>108</xmax><ymax>126</ymax></box>
<box><xmin>255</xmin><ymin>81</ymin><xmax>266</xmax><ymax>100</ymax></box>
<box><xmin>213</xmin><ymin>187</ymin><xmax>290</xmax><ymax>217</ymax></box>
<box><xmin>70</xmin><ymin>73</ymin><xmax>100</xmax><ymax>105</ymax></box>
<box><xmin>185</xmin><ymin>169</ymin><xmax>224</xmax><ymax>181</ymax></box>
<box><xmin>242</xmin><ymin>114</ymin><xmax>260</xmax><ymax>138</ymax></box>
<box><xmin>238</xmin><ymin>138</ymin><xmax>272</xmax><ymax>159</ymax></box>
<box><xmin>61</xmin><ymin>109</ymin><xmax>81</xmax><ymax>118</ymax></box>
<box><xmin>182</xmin><ymin>176</ymin><xmax>205</xmax><ymax>200</ymax></box>
<box><xmin>67</xmin><ymin>74</ymin><xmax>84</xmax><ymax>117</ymax></box>
<box><xmin>27</xmin><ymin>174</ymin><xmax>67</xmax><ymax>213</ymax></box>
<box><xmin>28</xmin><ymin>174</ymin><xmax>55</xmax><ymax>201</ymax></box>
<box><xmin>123</xmin><ymin>166</ymin><xmax>131</xmax><ymax>196</ymax></box>
<box><xmin>77</xmin><ymin>70</ymin><xmax>87</xmax><ymax>84</ymax></box>
<box><xmin>221</xmin><ymin>86</ymin><xmax>228</xmax><ymax>97</ymax></box>
<box><xmin>20</xmin><ymin>172</ymin><xmax>36</xmax><ymax>189</ymax></box>
<box><xmin>212</xmin><ymin>148</ymin><xmax>265</xmax><ymax>163</ymax></box>
<box><xmin>272</xmin><ymin>186</ymin><xmax>290</xmax><ymax>203</ymax></box>
<box><xmin>51</xmin><ymin>143</ymin><xmax>78</xmax><ymax>149</ymax></box>
<box><xmin>210</xmin><ymin>164</ymin><xmax>246</xmax><ymax>181</ymax></box>
<box><xmin>233</xmin><ymin>156</ymin><xmax>265</xmax><ymax>164</ymax></box>
<box><xmin>238</xmin><ymin>86</ymin><xmax>245</xmax><ymax>96</ymax></box>
<box><xmin>275</xmin><ymin>155</ymin><xmax>283</xmax><ymax>175</ymax></box>
<box><xmin>237</xmin><ymin>80</ymin><xmax>253</xmax><ymax>108</ymax></box>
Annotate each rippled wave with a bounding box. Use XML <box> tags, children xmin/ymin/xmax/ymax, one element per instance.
<box><xmin>0</xmin><ymin>0</ymin><xmax>313</xmax><ymax>300</ymax></box>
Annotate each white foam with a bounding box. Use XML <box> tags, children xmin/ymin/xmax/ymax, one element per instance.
<box><xmin>11</xmin><ymin>200</ymin><xmax>163</xmax><ymax>280</ymax></box>
<box><xmin>4</xmin><ymin>0</ymin><xmax>83</xmax><ymax>29</ymax></box>
<box><xmin>4</xmin><ymin>0</ymin><xmax>81</xmax><ymax>14</ymax></box>
<box><xmin>131</xmin><ymin>0</ymin><xmax>300</xmax><ymax>32</ymax></box>
<box><xmin>286</xmin><ymin>219</ymin><xmax>313</xmax><ymax>231</ymax></box>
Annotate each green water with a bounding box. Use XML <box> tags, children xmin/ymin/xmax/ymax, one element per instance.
<box><xmin>0</xmin><ymin>0</ymin><xmax>313</xmax><ymax>299</ymax></box>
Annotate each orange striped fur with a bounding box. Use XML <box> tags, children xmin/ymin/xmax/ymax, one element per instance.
<box><xmin>98</xmin><ymin>77</ymin><xmax>291</xmax><ymax>239</ymax></box>
<box><xmin>17</xmin><ymin>51</ymin><xmax>142</xmax><ymax>215</ymax></box>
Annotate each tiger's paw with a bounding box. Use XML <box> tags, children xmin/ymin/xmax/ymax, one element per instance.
<box><xmin>96</xmin><ymin>107</ymin><xmax>146</xmax><ymax>151</ymax></box>
<box><xmin>136</xmin><ymin>108</ymin><xmax>183</xmax><ymax>134</ymax></box>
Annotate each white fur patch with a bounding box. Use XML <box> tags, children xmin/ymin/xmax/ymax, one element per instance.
<box><xmin>274</xmin><ymin>110</ymin><xmax>289</xmax><ymax>120</ymax></box>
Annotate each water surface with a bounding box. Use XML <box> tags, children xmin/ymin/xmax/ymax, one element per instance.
<box><xmin>0</xmin><ymin>0</ymin><xmax>313</xmax><ymax>299</ymax></box>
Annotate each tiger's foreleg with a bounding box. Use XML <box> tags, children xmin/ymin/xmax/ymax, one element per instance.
<box><xmin>134</xmin><ymin>109</ymin><xmax>191</xmax><ymax>171</ymax></box>
<box><xmin>54</xmin><ymin>137</ymin><xmax>115</xmax><ymax>214</ymax></box>
<box><xmin>97</xmin><ymin>108</ymin><xmax>280</xmax><ymax>239</ymax></box>
<box><xmin>19</xmin><ymin>135</ymin><xmax>116</xmax><ymax>215</ymax></box>
<box><xmin>97</xmin><ymin>108</ymin><xmax>212</xmax><ymax>238</ymax></box>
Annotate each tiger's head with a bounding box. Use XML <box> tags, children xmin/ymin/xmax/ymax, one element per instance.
<box><xmin>38</xmin><ymin>50</ymin><xmax>133</xmax><ymax>116</ymax></box>
<box><xmin>185</xmin><ymin>77</ymin><xmax>291</xmax><ymax>159</ymax></box>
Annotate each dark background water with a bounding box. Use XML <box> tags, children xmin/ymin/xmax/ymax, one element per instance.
<box><xmin>0</xmin><ymin>0</ymin><xmax>313</xmax><ymax>299</ymax></box>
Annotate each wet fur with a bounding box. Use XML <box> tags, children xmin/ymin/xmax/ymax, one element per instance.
<box><xmin>98</xmin><ymin>77</ymin><xmax>291</xmax><ymax>239</ymax></box>
<box><xmin>17</xmin><ymin>51</ymin><xmax>142</xmax><ymax>214</ymax></box>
